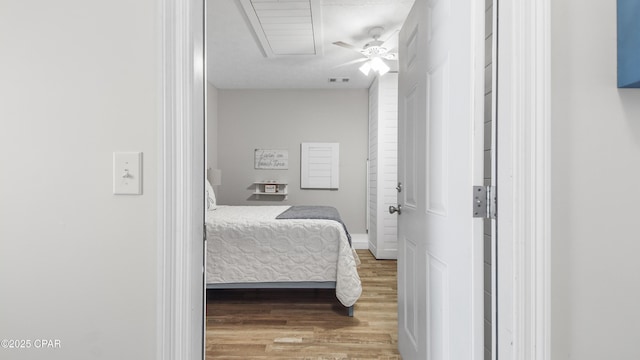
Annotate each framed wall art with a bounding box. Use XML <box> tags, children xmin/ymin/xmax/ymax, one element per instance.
<box><xmin>254</xmin><ymin>149</ymin><xmax>288</xmax><ymax>170</ymax></box>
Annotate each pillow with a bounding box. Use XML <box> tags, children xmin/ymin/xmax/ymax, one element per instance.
<box><xmin>205</xmin><ymin>179</ymin><xmax>217</xmax><ymax>210</ymax></box>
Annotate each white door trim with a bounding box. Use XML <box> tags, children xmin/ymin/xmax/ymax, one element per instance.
<box><xmin>157</xmin><ymin>0</ymin><xmax>205</xmax><ymax>359</ymax></box>
<box><xmin>496</xmin><ymin>0</ymin><xmax>551</xmax><ymax>359</ymax></box>
<box><xmin>155</xmin><ymin>0</ymin><xmax>552</xmax><ymax>358</ymax></box>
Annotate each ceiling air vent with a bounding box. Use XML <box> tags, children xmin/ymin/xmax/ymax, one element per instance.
<box><xmin>238</xmin><ymin>0</ymin><xmax>323</xmax><ymax>57</ymax></box>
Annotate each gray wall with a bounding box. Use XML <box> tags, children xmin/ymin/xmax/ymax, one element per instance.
<box><xmin>0</xmin><ymin>0</ymin><xmax>159</xmax><ymax>358</ymax></box>
<box><xmin>551</xmin><ymin>1</ymin><xmax>640</xmax><ymax>359</ymax></box>
<box><xmin>207</xmin><ymin>82</ymin><xmax>220</xmax><ymax>183</ymax></box>
<box><xmin>216</xmin><ymin>89</ymin><xmax>369</xmax><ymax>233</ymax></box>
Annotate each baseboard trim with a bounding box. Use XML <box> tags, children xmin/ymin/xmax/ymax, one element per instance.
<box><xmin>350</xmin><ymin>233</ymin><xmax>369</xmax><ymax>250</ymax></box>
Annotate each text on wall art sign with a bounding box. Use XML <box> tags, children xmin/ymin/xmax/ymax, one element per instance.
<box><xmin>254</xmin><ymin>149</ymin><xmax>288</xmax><ymax>169</ymax></box>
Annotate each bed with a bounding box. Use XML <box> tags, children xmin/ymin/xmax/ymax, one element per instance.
<box><xmin>205</xmin><ymin>205</ymin><xmax>362</xmax><ymax>316</ymax></box>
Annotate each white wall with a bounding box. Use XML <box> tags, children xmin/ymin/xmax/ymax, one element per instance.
<box><xmin>216</xmin><ymin>89</ymin><xmax>369</xmax><ymax>233</ymax></box>
<box><xmin>0</xmin><ymin>1</ymin><xmax>159</xmax><ymax>359</ymax></box>
<box><xmin>207</xmin><ymin>83</ymin><xmax>219</xmax><ymax>183</ymax></box>
<box><xmin>551</xmin><ymin>2</ymin><xmax>640</xmax><ymax>359</ymax></box>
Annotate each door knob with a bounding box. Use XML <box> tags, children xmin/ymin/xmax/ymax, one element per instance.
<box><xmin>389</xmin><ymin>205</ymin><xmax>402</xmax><ymax>215</ymax></box>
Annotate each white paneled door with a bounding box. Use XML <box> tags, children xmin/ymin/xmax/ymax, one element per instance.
<box><xmin>396</xmin><ymin>0</ymin><xmax>485</xmax><ymax>359</ymax></box>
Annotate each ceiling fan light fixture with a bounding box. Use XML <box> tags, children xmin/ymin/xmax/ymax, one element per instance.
<box><xmin>377</xmin><ymin>64</ymin><xmax>390</xmax><ymax>76</ymax></box>
<box><xmin>359</xmin><ymin>61</ymin><xmax>372</xmax><ymax>76</ymax></box>
<box><xmin>370</xmin><ymin>57</ymin><xmax>390</xmax><ymax>75</ymax></box>
<box><xmin>333</xmin><ymin>26</ymin><xmax>398</xmax><ymax>78</ymax></box>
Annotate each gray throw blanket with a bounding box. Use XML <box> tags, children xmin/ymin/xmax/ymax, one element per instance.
<box><xmin>276</xmin><ymin>206</ymin><xmax>352</xmax><ymax>245</ymax></box>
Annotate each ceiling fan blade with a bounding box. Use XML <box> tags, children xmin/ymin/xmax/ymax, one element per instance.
<box><xmin>332</xmin><ymin>57</ymin><xmax>369</xmax><ymax>69</ymax></box>
<box><xmin>332</xmin><ymin>41</ymin><xmax>362</xmax><ymax>52</ymax></box>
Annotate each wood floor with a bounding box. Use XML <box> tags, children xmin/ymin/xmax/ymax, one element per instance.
<box><xmin>206</xmin><ymin>249</ymin><xmax>399</xmax><ymax>360</ymax></box>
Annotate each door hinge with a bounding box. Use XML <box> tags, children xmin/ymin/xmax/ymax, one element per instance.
<box><xmin>473</xmin><ymin>186</ymin><xmax>497</xmax><ymax>219</ymax></box>
<box><xmin>203</xmin><ymin>223</ymin><xmax>207</xmax><ymax>242</ymax></box>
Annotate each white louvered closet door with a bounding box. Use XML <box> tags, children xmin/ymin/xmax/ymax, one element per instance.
<box><xmin>301</xmin><ymin>142</ymin><xmax>339</xmax><ymax>189</ymax></box>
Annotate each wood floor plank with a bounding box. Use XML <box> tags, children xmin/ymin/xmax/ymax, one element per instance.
<box><xmin>206</xmin><ymin>250</ymin><xmax>399</xmax><ymax>359</ymax></box>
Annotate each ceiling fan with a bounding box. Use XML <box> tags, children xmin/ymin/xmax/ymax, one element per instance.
<box><xmin>332</xmin><ymin>27</ymin><xmax>398</xmax><ymax>76</ymax></box>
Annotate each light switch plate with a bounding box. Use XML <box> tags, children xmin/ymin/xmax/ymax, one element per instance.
<box><xmin>113</xmin><ymin>152</ymin><xmax>142</xmax><ymax>195</ymax></box>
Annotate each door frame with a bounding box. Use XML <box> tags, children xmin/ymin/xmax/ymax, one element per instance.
<box><xmin>155</xmin><ymin>0</ymin><xmax>553</xmax><ymax>358</ymax></box>
<box><xmin>495</xmin><ymin>0</ymin><xmax>551</xmax><ymax>359</ymax></box>
<box><xmin>157</xmin><ymin>0</ymin><xmax>206</xmax><ymax>359</ymax></box>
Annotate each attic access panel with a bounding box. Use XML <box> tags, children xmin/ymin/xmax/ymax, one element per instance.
<box><xmin>239</xmin><ymin>0</ymin><xmax>323</xmax><ymax>57</ymax></box>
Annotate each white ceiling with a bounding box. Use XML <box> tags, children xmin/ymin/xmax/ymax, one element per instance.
<box><xmin>206</xmin><ymin>0</ymin><xmax>414</xmax><ymax>89</ymax></box>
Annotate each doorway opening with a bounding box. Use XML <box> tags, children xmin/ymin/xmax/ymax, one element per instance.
<box><xmin>202</xmin><ymin>0</ymin><xmax>495</xmax><ymax>359</ymax></box>
<box><xmin>203</xmin><ymin>1</ymin><xmax>411</xmax><ymax>358</ymax></box>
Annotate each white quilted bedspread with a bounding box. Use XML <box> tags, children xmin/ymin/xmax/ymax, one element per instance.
<box><xmin>205</xmin><ymin>206</ymin><xmax>362</xmax><ymax>307</ymax></box>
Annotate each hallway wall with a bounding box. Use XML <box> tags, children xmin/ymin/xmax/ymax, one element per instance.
<box><xmin>0</xmin><ymin>1</ymin><xmax>161</xmax><ymax>358</ymax></box>
<box><xmin>551</xmin><ymin>2</ymin><xmax>640</xmax><ymax>359</ymax></box>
